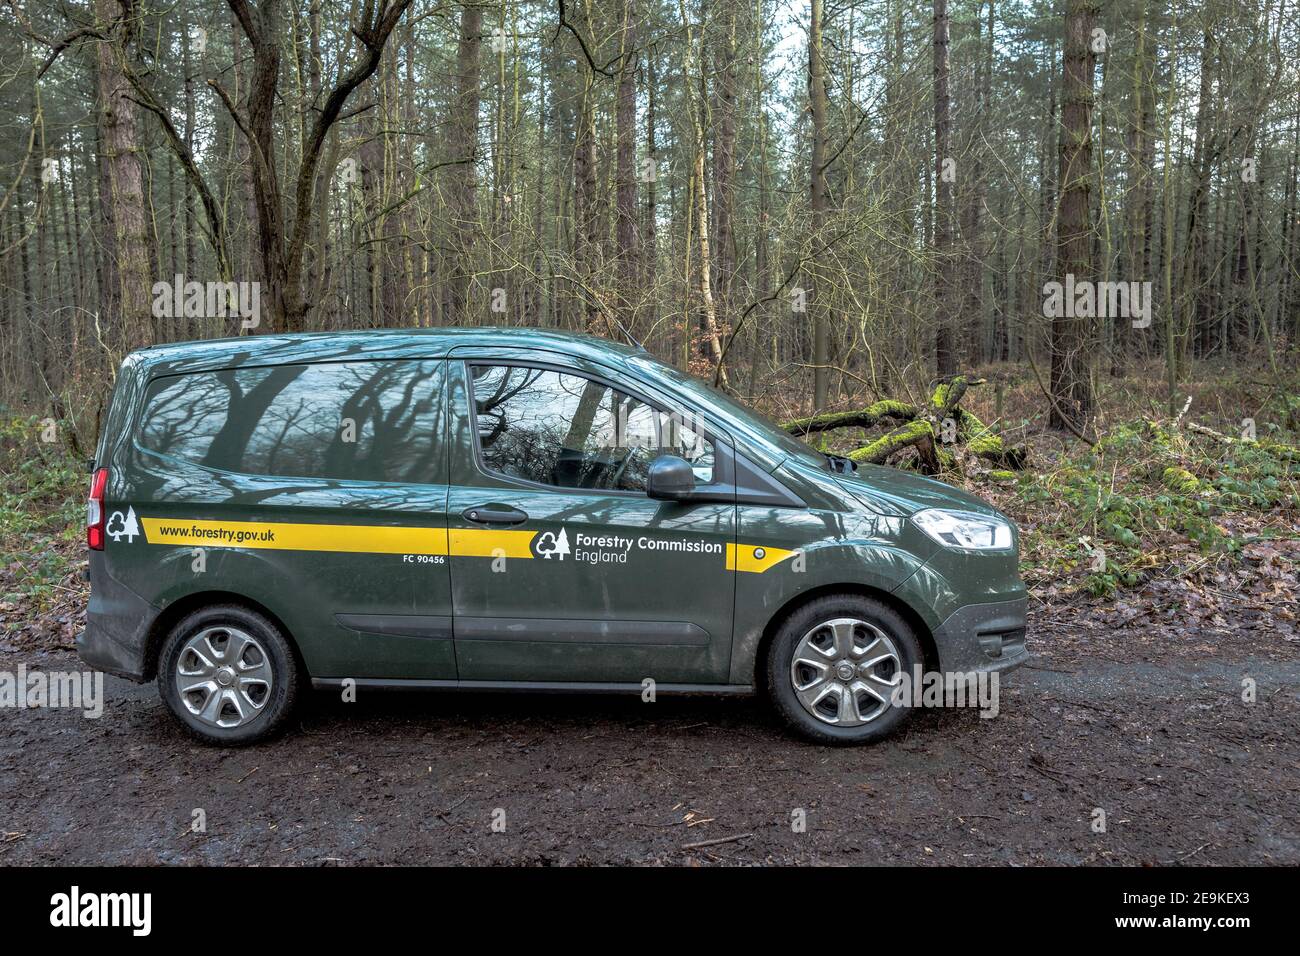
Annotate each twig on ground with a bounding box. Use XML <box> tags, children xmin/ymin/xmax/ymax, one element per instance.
<box><xmin>682</xmin><ymin>833</ymin><xmax>751</xmax><ymax>851</ymax></box>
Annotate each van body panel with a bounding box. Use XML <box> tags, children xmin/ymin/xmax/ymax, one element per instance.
<box><xmin>726</xmin><ymin>506</ymin><xmax>934</xmax><ymax>684</ymax></box>
<box><xmin>443</xmin><ymin>353</ymin><xmax>737</xmax><ymax>683</ymax></box>
<box><xmin>99</xmin><ymin>357</ymin><xmax>456</xmax><ymax>680</ymax></box>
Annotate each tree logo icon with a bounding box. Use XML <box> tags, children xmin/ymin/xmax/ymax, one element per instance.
<box><xmin>106</xmin><ymin>506</ymin><xmax>140</xmax><ymax>544</ymax></box>
<box><xmin>534</xmin><ymin>526</ymin><xmax>570</xmax><ymax>561</ymax></box>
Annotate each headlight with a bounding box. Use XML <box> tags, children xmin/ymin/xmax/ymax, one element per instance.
<box><xmin>911</xmin><ymin>508</ymin><xmax>1013</xmax><ymax>551</ymax></box>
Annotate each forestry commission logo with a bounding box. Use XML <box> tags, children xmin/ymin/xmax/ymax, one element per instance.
<box><xmin>106</xmin><ymin>507</ymin><xmax>140</xmax><ymax>543</ymax></box>
<box><xmin>533</xmin><ymin>527</ymin><xmax>571</xmax><ymax>560</ymax></box>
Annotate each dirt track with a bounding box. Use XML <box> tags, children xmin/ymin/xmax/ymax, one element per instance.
<box><xmin>1</xmin><ymin>603</ymin><xmax>1297</xmax><ymax>866</ymax></box>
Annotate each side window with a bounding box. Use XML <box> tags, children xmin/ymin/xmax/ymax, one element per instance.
<box><xmin>469</xmin><ymin>364</ymin><xmax>714</xmax><ymax>492</ymax></box>
<box><xmin>139</xmin><ymin>360</ymin><xmax>443</xmax><ymax>483</ymax></box>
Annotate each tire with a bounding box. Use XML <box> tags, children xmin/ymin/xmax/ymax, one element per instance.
<box><xmin>157</xmin><ymin>604</ymin><xmax>300</xmax><ymax>746</ymax></box>
<box><xmin>766</xmin><ymin>594</ymin><xmax>922</xmax><ymax>745</ymax></box>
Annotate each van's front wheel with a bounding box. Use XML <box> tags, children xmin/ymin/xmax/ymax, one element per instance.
<box><xmin>766</xmin><ymin>595</ymin><xmax>921</xmax><ymax>745</ymax></box>
<box><xmin>158</xmin><ymin>605</ymin><xmax>300</xmax><ymax>746</ymax></box>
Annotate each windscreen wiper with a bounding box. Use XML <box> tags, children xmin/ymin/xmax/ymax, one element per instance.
<box><xmin>823</xmin><ymin>452</ymin><xmax>858</xmax><ymax>474</ymax></box>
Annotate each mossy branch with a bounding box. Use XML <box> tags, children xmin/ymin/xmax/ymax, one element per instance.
<box><xmin>952</xmin><ymin>407</ymin><xmax>1027</xmax><ymax>469</ymax></box>
<box><xmin>848</xmin><ymin>420</ymin><xmax>939</xmax><ymax>468</ymax></box>
<box><xmin>929</xmin><ymin>376</ymin><xmax>985</xmax><ymax>417</ymax></box>
<box><xmin>783</xmin><ymin>376</ymin><xmax>1027</xmax><ymax>474</ymax></box>
<box><xmin>1186</xmin><ymin>421</ymin><xmax>1300</xmax><ymax>462</ymax></box>
<box><xmin>783</xmin><ymin>400</ymin><xmax>917</xmax><ymax>436</ymax></box>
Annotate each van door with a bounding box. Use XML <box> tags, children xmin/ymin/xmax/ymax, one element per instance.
<box><xmin>124</xmin><ymin>358</ymin><xmax>456</xmax><ymax>681</ymax></box>
<box><xmin>444</xmin><ymin>354</ymin><xmax>736</xmax><ymax>685</ymax></box>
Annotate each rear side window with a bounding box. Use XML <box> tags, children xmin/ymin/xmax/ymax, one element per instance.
<box><xmin>469</xmin><ymin>364</ymin><xmax>714</xmax><ymax>492</ymax></box>
<box><xmin>138</xmin><ymin>360</ymin><xmax>443</xmax><ymax>484</ymax></box>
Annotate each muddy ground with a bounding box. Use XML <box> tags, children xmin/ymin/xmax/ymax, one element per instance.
<box><xmin>1</xmin><ymin>596</ymin><xmax>1297</xmax><ymax>866</ymax></box>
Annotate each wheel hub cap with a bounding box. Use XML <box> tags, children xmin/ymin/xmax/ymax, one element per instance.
<box><xmin>174</xmin><ymin>626</ymin><xmax>273</xmax><ymax>730</ymax></box>
<box><xmin>789</xmin><ymin>618</ymin><xmax>902</xmax><ymax>727</ymax></box>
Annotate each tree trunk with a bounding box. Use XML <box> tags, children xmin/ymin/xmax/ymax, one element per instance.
<box><xmin>1049</xmin><ymin>0</ymin><xmax>1098</xmax><ymax>432</ymax></box>
<box><xmin>615</xmin><ymin>0</ymin><xmax>639</xmax><ymax>333</ymax></box>
<box><xmin>1118</xmin><ymin>0</ymin><xmax>1150</xmax><ymax>371</ymax></box>
<box><xmin>573</xmin><ymin>1</ymin><xmax>599</xmax><ymax>331</ymax></box>
<box><xmin>181</xmin><ymin>7</ymin><xmax>197</xmax><ymax>279</ymax></box>
<box><xmin>962</xmin><ymin>1</ymin><xmax>992</xmax><ymax>368</ymax></box>
<box><xmin>1182</xmin><ymin>28</ymin><xmax>1215</xmax><ymax>360</ymax></box>
<box><xmin>448</xmin><ymin>4</ymin><xmax>482</xmax><ymax>322</ymax></box>
<box><xmin>95</xmin><ymin>0</ymin><xmax>153</xmax><ymax>353</ymax></box>
<box><xmin>643</xmin><ymin>44</ymin><xmax>658</xmax><ymax>335</ymax></box>
<box><xmin>711</xmin><ymin>0</ymin><xmax>738</xmax><ymax>335</ymax></box>
<box><xmin>932</xmin><ymin>0</ymin><xmax>956</xmax><ymax>378</ymax></box>
<box><xmin>809</xmin><ymin>0</ymin><xmax>831</xmax><ymax>409</ymax></box>
<box><xmin>678</xmin><ymin>0</ymin><xmax>727</xmax><ymax>383</ymax></box>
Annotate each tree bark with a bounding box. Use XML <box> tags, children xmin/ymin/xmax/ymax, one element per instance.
<box><xmin>809</xmin><ymin>0</ymin><xmax>831</xmax><ymax>409</ymax></box>
<box><xmin>615</xmin><ymin>0</ymin><xmax>639</xmax><ymax>333</ymax></box>
<box><xmin>711</xmin><ymin>0</ymin><xmax>738</xmax><ymax>334</ymax></box>
<box><xmin>95</xmin><ymin>0</ymin><xmax>152</xmax><ymax>353</ymax></box>
<box><xmin>643</xmin><ymin>43</ymin><xmax>658</xmax><ymax>335</ymax></box>
<box><xmin>447</xmin><ymin>3</ymin><xmax>482</xmax><ymax>323</ymax></box>
<box><xmin>573</xmin><ymin>1</ymin><xmax>599</xmax><ymax>331</ymax></box>
<box><xmin>962</xmin><ymin>1</ymin><xmax>992</xmax><ymax>367</ymax></box>
<box><xmin>932</xmin><ymin>0</ymin><xmax>956</xmax><ymax>378</ymax></box>
<box><xmin>1119</xmin><ymin>0</ymin><xmax>1151</xmax><ymax>371</ymax></box>
<box><xmin>1182</xmin><ymin>28</ymin><xmax>1216</xmax><ymax>360</ymax></box>
<box><xmin>1049</xmin><ymin>0</ymin><xmax>1098</xmax><ymax>432</ymax></box>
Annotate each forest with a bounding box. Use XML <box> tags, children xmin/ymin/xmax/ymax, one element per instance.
<box><xmin>0</xmin><ymin>0</ymin><xmax>1297</xmax><ymax>607</ymax></box>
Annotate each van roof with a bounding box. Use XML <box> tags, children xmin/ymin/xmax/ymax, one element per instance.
<box><xmin>131</xmin><ymin>327</ymin><xmax>646</xmax><ymax>375</ymax></box>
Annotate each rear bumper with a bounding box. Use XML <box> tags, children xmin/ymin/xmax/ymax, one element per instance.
<box><xmin>930</xmin><ymin>597</ymin><xmax>1028</xmax><ymax>675</ymax></box>
<box><xmin>77</xmin><ymin>553</ymin><xmax>158</xmax><ymax>683</ymax></box>
<box><xmin>76</xmin><ymin>627</ymin><xmax>147</xmax><ymax>682</ymax></box>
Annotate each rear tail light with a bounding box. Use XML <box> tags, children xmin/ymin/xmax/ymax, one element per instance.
<box><xmin>87</xmin><ymin>467</ymin><xmax>109</xmax><ymax>550</ymax></box>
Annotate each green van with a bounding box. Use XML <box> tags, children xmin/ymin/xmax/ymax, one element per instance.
<box><xmin>78</xmin><ymin>329</ymin><xmax>1027</xmax><ymax>745</ymax></box>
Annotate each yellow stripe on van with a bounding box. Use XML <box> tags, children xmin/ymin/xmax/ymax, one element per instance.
<box><xmin>140</xmin><ymin>518</ymin><xmax>449</xmax><ymax>555</ymax></box>
<box><xmin>139</xmin><ymin>519</ymin><xmax>781</xmax><ymax>571</ymax></box>
<box><xmin>726</xmin><ymin>543</ymin><xmax>797</xmax><ymax>574</ymax></box>
<box><xmin>448</xmin><ymin>528</ymin><xmax>537</xmax><ymax>558</ymax></box>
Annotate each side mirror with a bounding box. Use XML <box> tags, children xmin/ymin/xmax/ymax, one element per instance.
<box><xmin>646</xmin><ymin>454</ymin><xmax>696</xmax><ymax>500</ymax></box>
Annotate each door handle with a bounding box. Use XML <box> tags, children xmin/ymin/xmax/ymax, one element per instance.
<box><xmin>462</xmin><ymin>504</ymin><xmax>529</xmax><ymax>525</ymax></box>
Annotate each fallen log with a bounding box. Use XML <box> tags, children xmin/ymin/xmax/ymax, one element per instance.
<box><xmin>784</xmin><ymin>401</ymin><xmax>916</xmax><ymax>437</ymax></box>
<box><xmin>1186</xmin><ymin>421</ymin><xmax>1300</xmax><ymax>461</ymax></box>
<box><xmin>782</xmin><ymin>376</ymin><xmax>1027</xmax><ymax>475</ymax></box>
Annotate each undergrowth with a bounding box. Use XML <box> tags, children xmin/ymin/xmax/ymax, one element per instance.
<box><xmin>1008</xmin><ymin>419</ymin><xmax>1299</xmax><ymax>596</ymax></box>
<box><xmin>0</xmin><ymin>416</ymin><xmax>85</xmax><ymax>617</ymax></box>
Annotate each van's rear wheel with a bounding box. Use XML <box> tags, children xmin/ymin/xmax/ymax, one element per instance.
<box><xmin>766</xmin><ymin>594</ymin><xmax>921</xmax><ymax>745</ymax></box>
<box><xmin>158</xmin><ymin>605</ymin><xmax>300</xmax><ymax>746</ymax></box>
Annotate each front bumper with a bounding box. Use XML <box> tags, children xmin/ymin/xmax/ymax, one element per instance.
<box><xmin>929</xmin><ymin>597</ymin><xmax>1028</xmax><ymax>675</ymax></box>
<box><xmin>77</xmin><ymin>553</ymin><xmax>159</xmax><ymax>683</ymax></box>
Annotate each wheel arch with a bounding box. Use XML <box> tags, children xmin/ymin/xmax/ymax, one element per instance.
<box><xmin>752</xmin><ymin>583</ymin><xmax>939</xmax><ymax>694</ymax></box>
<box><xmin>142</xmin><ymin>590</ymin><xmax>305</xmax><ymax>682</ymax></box>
